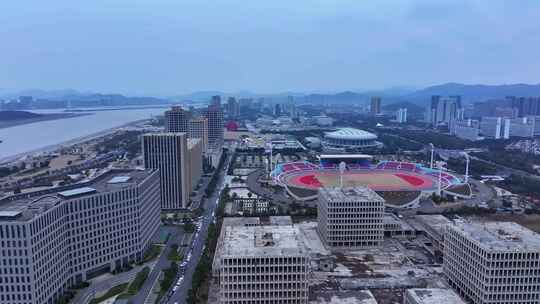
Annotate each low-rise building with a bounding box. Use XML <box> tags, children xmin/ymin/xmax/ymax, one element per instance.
<box><xmin>444</xmin><ymin>221</ymin><xmax>540</xmax><ymax>304</ymax></box>
<box><xmin>216</xmin><ymin>225</ymin><xmax>310</xmax><ymax>304</ymax></box>
<box><xmin>404</xmin><ymin>288</ymin><xmax>465</xmax><ymax>304</ymax></box>
<box><xmin>317</xmin><ymin>187</ymin><xmax>385</xmax><ymax>250</ymax></box>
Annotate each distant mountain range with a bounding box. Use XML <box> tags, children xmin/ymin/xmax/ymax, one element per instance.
<box><xmin>3</xmin><ymin>83</ymin><xmax>540</xmax><ymax>109</ymax></box>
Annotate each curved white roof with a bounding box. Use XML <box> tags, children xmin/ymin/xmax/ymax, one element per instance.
<box><xmin>324</xmin><ymin>128</ymin><xmax>377</xmax><ymax>140</ymax></box>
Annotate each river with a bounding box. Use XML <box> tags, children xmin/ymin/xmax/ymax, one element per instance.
<box><xmin>0</xmin><ymin>106</ymin><xmax>171</xmax><ymax>162</ymax></box>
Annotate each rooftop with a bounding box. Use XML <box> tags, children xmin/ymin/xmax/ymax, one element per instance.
<box><xmin>451</xmin><ymin>221</ymin><xmax>540</xmax><ymax>251</ymax></box>
<box><xmin>311</xmin><ymin>290</ymin><xmax>378</xmax><ymax>304</ymax></box>
<box><xmin>319</xmin><ymin>187</ymin><xmax>385</xmax><ymax>203</ymax></box>
<box><xmin>406</xmin><ymin>288</ymin><xmax>465</xmax><ymax>304</ymax></box>
<box><xmin>415</xmin><ymin>215</ymin><xmax>453</xmax><ymax>237</ymax></box>
<box><xmin>0</xmin><ymin>169</ymin><xmax>155</xmax><ymax>221</ymax></box>
<box><xmin>221</xmin><ymin>225</ymin><xmax>307</xmax><ymax>257</ymax></box>
<box><xmin>324</xmin><ymin>128</ymin><xmax>377</xmax><ymax>140</ymax></box>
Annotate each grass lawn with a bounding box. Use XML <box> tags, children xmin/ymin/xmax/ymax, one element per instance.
<box><xmin>142</xmin><ymin>244</ymin><xmax>162</xmax><ymax>263</ymax></box>
<box><xmin>89</xmin><ymin>283</ymin><xmax>128</xmax><ymax>304</ymax></box>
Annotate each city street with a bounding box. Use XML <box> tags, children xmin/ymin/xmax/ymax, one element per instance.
<box><xmin>165</xmin><ymin>153</ymin><xmax>230</xmax><ymax>304</ymax></box>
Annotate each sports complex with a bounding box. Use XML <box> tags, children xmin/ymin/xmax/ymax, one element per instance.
<box><xmin>271</xmin><ymin>155</ymin><xmax>469</xmax><ymax>208</ymax></box>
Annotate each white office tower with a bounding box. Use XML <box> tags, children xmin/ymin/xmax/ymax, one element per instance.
<box><xmin>444</xmin><ymin>221</ymin><xmax>540</xmax><ymax>304</ymax></box>
<box><xmin>217</xmin><ymin>225</ymin><xmax>310</xmax><ymax>304</ymax></box>
<box><xmin>404</xmin><ymin>288</ymin><xmax>465</xmax><ymax>304</ymax></box>
<box><xmin>165</xmin><ymin>105</ymin><xmax>191</xmax><ymax>133</ymax></box>
<box><xmin>397</xmin><ymin>108</ymin><xmax>408</xmax><ymax>123</ymax></box>
<box><xmin>480</xmin><ymin>117</ymin><xmax>510</xmax><ymax>139</ymax></box>
<box><xmin>142</xmin><ymin>133</ymin><xmax>190</xmax><ymax>209</ymax></box>
<box><xmin>0</xmin><ymin>169</ymin><xmax>160</xmax><ymax>304</ymax></box>
<box><xmin>317</xmin><ymin>187</ymin><xmax>385</xmax><ymax>249</ymax></box>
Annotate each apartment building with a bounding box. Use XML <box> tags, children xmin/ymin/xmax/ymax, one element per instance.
<box><xmin>444</xmin><ymin>221</ymin><xmax>540</xmax><ymax>304</ymax></box>
<box><xmin>317</xmin><ymin>187</ymin><xmax>385</xmax><ymax>250</ymax></box>
<box><xmin>165</xmin><ymin>105</ymin><xmax>191</xmax><ymax>133</ymax></box>
<box><xmin>0</xmin><ymin>169</ymin><xmax>161</xmax><ymax>304</ymax></box>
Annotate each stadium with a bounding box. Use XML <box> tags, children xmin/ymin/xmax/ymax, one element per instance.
<box><xmin>271</xmin><ymin>155</ymin><xmax>469</xmax><ymax>208</ymax></box>
<box><xmin>322</xmin><ymin>128</ymin><xmax>382</xmax><ymax>153</ymax></box>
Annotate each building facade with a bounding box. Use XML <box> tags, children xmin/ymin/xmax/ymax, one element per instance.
<box><xmin>370</xmin><ymin>96</ymin><xmax>381</xmax><ymax>115</ymax></box>
<box><xmin>188</xmin><ymin>117</ymin><xmax>209</xmax><ymax>153</ymax></box>
<box><xmin>317</xmin><ymin>187</ymin><xmax>385</xmax><ymax>249</ymax></box>
<box><xmin>187</xmin><ymin>138</ymin><xmax>203</xmax><ymax>193</ymax></box>
<box><xmin>165</xmin><ymin>106</ymin><xmax>191</xmax><ymax>133</ymax></box>
<box><xmin>0</xmin><ymin>169</ymin><xmax>161</xmax><ymax>304</ymax></box>
<box><xmin>142</xmin><ymin>133</ymin><xmax>190</xmax><ymax>209</ymax></box>
<box><xmin>480</xmin><ymin>117</ymin><xmax>510</xmax><ymax>139</ymax></box>
<box><xmin>444</xmin><ymin>221</ymin><xmax>540</xmax><ymax>304</ymax></box>
<box><xmin>451</xmin><ymin>119</ymin><xmax>482</xmax><ymax>141</ymax></box>
<box><xmin>430</xmin><ymin>95</ymin><xmax>463</xmax><ymax>126</ymax></box>
<box><xmin>397</xmin><ymin>108</ymin><xmax>408</xmax><ymax>123</ymax></box>
<box><xmin>205</xmin><ymin>103</ymin><xmax>224</xmax><ymax>150</ymax></box>
<box><xmin>217</xmin><ymin>225</ymin><xmax>310</xmax><ymax>304</ymax></box>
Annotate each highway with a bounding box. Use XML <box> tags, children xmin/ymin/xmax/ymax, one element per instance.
<box><xmin>164</xmin><ymin>154</ymin><xmax>230</xmax><ymax>304</ymax></box>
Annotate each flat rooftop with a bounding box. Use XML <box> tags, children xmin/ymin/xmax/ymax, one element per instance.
<box><xmin>221</xmin><ymin>225</ymin><xmax>307</xmax><ymax>257</ymax></box>
<box><xmin>415</xmin><ymin>215</ymin><xmax>453</xmax><ymax>236</ymax></box>
<box><xmin>406</xmin><ymin>288</ymin><xmax>465</xmax><ymax>304</ymax></box>
<box><xmin>452</xmin><ymin>221</ymin><xmax>540</xmax><ymax>251</ymax></box>
<box><xmin>311</xmin><ymin>290</ymin><xmax>378</xmax><ymax>304</ymax></box>
<box><xmin>319</xmin><ymin>187</ymin><xmax>385</xmax><ymax>203</ymax></box>
<box><xmin>0</xmin><ymin>169</ymin><xmax>154</xmax><ymax>221</ymax></box>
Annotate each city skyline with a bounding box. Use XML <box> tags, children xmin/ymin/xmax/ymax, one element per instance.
<box><xmin>2</xmin><ymin>0</ymin><xmax>540</xmax><ymax>96</ymax></box>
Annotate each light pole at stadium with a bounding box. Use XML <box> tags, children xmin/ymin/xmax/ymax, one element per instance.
<box><xmin>429</xmin><ymin>143</ymin><xmax>435</xmax><ymax>169</ymax></box>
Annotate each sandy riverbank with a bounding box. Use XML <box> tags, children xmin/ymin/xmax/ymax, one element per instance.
<box><xmin>0</xmin><ymin>119</ymin><xmax>148</xmax><ymax>164</ymax></box>
<box><xmin>0</xmin><ymin>112</ymin><xmax>92</xmax><ymax>129</ymax></box>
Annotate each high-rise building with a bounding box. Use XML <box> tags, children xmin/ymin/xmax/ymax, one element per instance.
<box><xmin>0</xmin><ymin>169</ymin><xmax>161</xmax><ymax>304</ymax></box>
<box><xmin>370</xmin><ymin>96</ymin><xmax>382</xmax><ymax>114</ymax></box>
<box><xmin>444</xmin><ymin>221</ymin><xmax>540</xmax><ymax>304</ymax></box>
<box><xmin>211</xmin><ymin>95</ymin><xmax>222</xmax><ymax>107</ymax></box>
<box><xmin>317</xmin><ymin>187</ymin><xmax>385</xmax><ymax>249</ymax></box>
<box><xmin>226</xmin><ymin>97</ymin><xmax>239</xmax><ymax>118</ymax></box>
<box><xmin>404</xmin><ymin>289</ymin><xmax>465</xmax><ymax>304</ymax></box>
<box><xmin>205</xmin><ymin>102</ymin><xmax>224</xmax><ymax>150</ymax></box>
<box><xmin>187</xmin><ymin>138</ymin><xmax>203</xmax><ymax>193</ymax></box>
<box><xmin>165</xmin><ymin>106</ymin><xmax>191</xmax><ymax>133</ymax></box>
<box><xmin>397</xmin><ymin>108</ymin><xmax>408</xmax><ymax>123</ymax></box>
<box><xmin>430</xmin><ymin>96</ymin><xmax>463</xmax><ymax>126</ymax></box>
<box><xmin>188</xmin><ymin>117</ymin><xmax>209</xmax><ymax>153</ymax></box>
<box><xmin>142</xmin><ymin>133</ymin><xmax>190</xmax><ymax>209</ymax></box>
<box><xmin>509</xmin><ymin>96</ymin><xmax>540</xmax><ymax>118</ymax></box>
<box><xmin>480</xmin><ymin>117</ymin><xmax>510</xmax><ymax>139</ymax></box>
<box><xmin>216</xmin><ymin>225</ymin><xmax>309</xmax><ymax>304</ymax></box>
<box><xmin>274</xmin><ymin>103</ymin><xmax>282</xmax><ymax>116</ymax></box>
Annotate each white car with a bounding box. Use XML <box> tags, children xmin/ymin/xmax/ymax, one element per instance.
<box><xmin>172</xmin><ymin>286</ymin><xmax>178</xmax><ymax>292</ymax></box>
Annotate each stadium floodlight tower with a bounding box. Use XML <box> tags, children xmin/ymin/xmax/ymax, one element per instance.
<box><xmin>265</xmin><ymin>140</ymin><xmax>273</xmax><ymax>176</ymax></box>
<box><xmin>461</xmin><ymin>152</ymin><xmax>470</xmax><ymax>183</ymax></box>
<box><xmin>339</xmin><ymin>161</ymin><xmax>346</xmax><ymax>188</ymax></box>
<box><xmin>429</xmin><ymin>143</ymin><xmax>435</xmax><ymax>169</ymax></box>
<box><xmin>436</xmin><ymin>161</ymin><xmax>444</xmax><ymax>196</ymax></box>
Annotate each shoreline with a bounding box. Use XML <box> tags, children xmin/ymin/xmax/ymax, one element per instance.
<box><xmin>0</xmin><ymin>119</ymin><xmax>149</xmax><ymax>164</ymax></box>
<box><xmin>0</xmin><ymin>112</ymin><xmax>92</xmax><ymax>130</ymax></box>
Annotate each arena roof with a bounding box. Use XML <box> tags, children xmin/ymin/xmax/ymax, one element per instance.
<box><xmin>324</xmin><ymin>128</ymin><xmax>377</xmax><ymax>141</ymax></box>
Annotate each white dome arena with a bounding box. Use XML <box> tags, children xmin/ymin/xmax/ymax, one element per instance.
<box><xmin>323</xmin><ymin>128</ymin><xmax>380</xmax><ymax>151</ymax></box>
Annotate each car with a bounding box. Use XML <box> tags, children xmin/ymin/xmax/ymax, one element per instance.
<box><xmin>172</xmin><ymin>286</ymin><xmax>178</xmax><ymax>292</ymax></box>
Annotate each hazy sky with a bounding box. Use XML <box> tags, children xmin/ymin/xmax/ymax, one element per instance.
<box><xmin>1</xmin><ymin>0</ymin><xmax>539</xmax><ymax>96</ymax></box>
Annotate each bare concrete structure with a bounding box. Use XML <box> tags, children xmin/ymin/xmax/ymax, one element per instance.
<box><xmin>404</xmin><ymin>288</ymin><xmax>465</xmax><ymax>304</ymax></box>
<box><xmin>317</xmin><ymin>187</ymin><xmax>385</xmax><ymax>249</ymax></box>
<box><xmin>217</xmin><ymin>225</ymin><xmax>310</xmax><ymax>304</ymax></box>
<box><xmin>444</xmin><ymin>221</ymin><xmax>540</xmax><ymax>304</ymax></box>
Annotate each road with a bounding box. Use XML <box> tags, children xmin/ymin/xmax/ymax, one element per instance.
<box><xmin>165</xmin><ymin>153</ymin><xmax>230</xmax><ymax>304</ymax></box>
